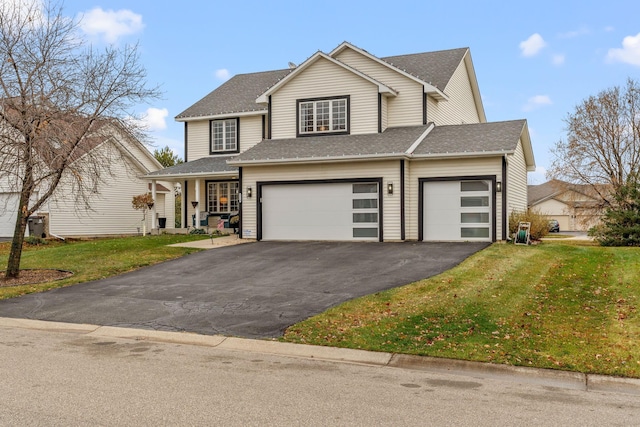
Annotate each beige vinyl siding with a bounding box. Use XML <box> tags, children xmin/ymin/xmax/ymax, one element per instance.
<box><xmin>241</xmin><ymin>160</ymin><xmax>402</xmax><ymax>241</ymax></box>
<box><xmin>185</xmin><ymin>120</ymin><xmax>210</xmax><ymax>161</ymax></box>
<box><xmin>239</xmin><ymin>115</ymin><xmax>264</xmax><ymax>152</ymax></box>
<box><xmin>48</xmin><ymin>143</ymin><xmax>154</xmax><ymax>236</ymax></box>
<box><xmin>122</xmin><ymin>137</ymin><xmax>160</xmax><ymax>173</ymax></box>
<box><xmin>381</xmin><ymin>95</ymin><xmax>388</xmax><ymax>132</ymax></box>
<box><xmin>335</xmin><ymin>48</ymin><xmax>423</xmax><ymax>127</ymax></box>
<box><xmin>270</xmin><ymin>57</ymin><xmax>379</xmax><ymax>139</ymax></box>
<box><xmin>427</xmin><ymin>59</ymin><xmax>481</xmax><ymax>125</ymax></box>
<box><xmin>406</xmin><ymin>157</ymin><xmax>503</xmax><ymax>240</ymax></box>
<box><xmin>506</xmin><ymin>139</ymin><xmax>528</xmax><ymax>214</ymax></box>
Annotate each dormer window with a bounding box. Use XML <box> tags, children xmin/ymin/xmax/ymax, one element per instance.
<box><xmin>297</xmin><ymin>96</ymin><xmax>349</xmax><ymax>136</ymax></box>
<box><xmin>210</xmin><ymin>118</ymin><xmax>239</xmax><ymax>154</ymax></box>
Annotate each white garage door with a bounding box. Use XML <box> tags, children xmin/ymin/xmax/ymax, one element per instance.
<box><xmin>0</xmin><ymin>193</ymin><xmax>19</xmax><ymax>237</ymax></box>
<box><xmin>423</xmin><ymin>180</ymin><xmax>492</xmax><ymax>242</ymax></box>
<box><xmin>261</xmin><ymin>182</ymin><xmax>379</xmax><ymax>241</ymax></box>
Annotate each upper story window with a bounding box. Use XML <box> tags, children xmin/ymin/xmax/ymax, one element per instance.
<box><xmin>297</xmin><ymin>96</ymin><xmax>349</xmax><ymax>136</ymax></box>
<box><xmin>210</xmin><ymin>118</ymin><xmax>239</xmax><ymax>154</ymax></box>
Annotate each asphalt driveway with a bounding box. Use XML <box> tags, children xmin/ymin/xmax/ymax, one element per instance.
<box><xmin>0</xmin><ymin>241</ymin><xmax>489</xmax><ymax>338</ymax></box>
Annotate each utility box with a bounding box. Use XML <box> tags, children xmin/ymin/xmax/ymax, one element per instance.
<box><xmin>28</xmin><ymin>216</ymin><xmax>45</xmax><ymax>238</ymax></box>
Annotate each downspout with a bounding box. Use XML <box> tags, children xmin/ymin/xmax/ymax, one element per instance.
<box><xmin>400</xmin><ymin>159</ymin><xmax>405</xmax><ymax>241</ymax></box>
<box><xmin>502</xmin><ymin>154</ymin><xmax>508</xmax><ymax>241</ymax></box>
<box><xmin>238</xmin><ymin>167</ymin><xmax>243</xmax><ymax>239</ymax></box>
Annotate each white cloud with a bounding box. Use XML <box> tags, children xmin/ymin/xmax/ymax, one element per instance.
<box><xmin>607</xmin><ymin>33</ymin><xmax>640</xmax><ymax>66</ymax></box>
<box><xmin>215</xmin><ymin>68</ymin><xmax>230</xmax><ymax>81</ymax></box>
<box><xmin>604</xmin><ymin>26</ymin><xmax>615</xmax><ymax>33</ymax></box>
<box><xmin>141</xmin><ymin>107</ymin><xmax>168</xmax><ymax>131</ymax></box>
<box><xmin>519</xmin><ymin>33</ymin><xmax>547</xmax><ymax>57</ymax></box>
<box><xmin>79</xmin><ymin>8</ymin><xmax>144</xmax><ymax>43</ymax></box>
<box><xmin>523</xmin><ymin>95</ymin><xmax>552</xmax><ymax>112</ymax></box>
<box><xmin>552</xmin><ymin>54</ymin><xmax>565</xmax><ymax>66</ymax></box>
<box><xmin>558</xmin><ymin>27</ymin><xmax>589</xmax><ymax>39</ymax></box>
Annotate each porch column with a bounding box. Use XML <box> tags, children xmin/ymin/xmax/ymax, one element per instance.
<box><xmin>194</xmin><ymin>179</ymin><xmax>200</xmax><ymax>228</ymax></box>
<box><xmin>151</xmin><ymin>180</ymin><xmax>157</xmax><ymax>230</ymax></box>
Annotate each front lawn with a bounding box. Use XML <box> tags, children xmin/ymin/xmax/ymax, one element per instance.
<box><xmin>0</xmin><ymin>234</ymin><xmax>209</xmax><ymax>299</ymax></box>
<box><xmin>283</xmin><ymin>241</ymin><xmax>640</xmax><ymax>378</ymax></box>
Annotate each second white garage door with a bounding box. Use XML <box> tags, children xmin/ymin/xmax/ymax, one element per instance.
<box><xmin>423</xmin><ymin>180</ymin><xmax>492</xmax><ymax>242</ymax></box>
<box><xmin>261</xmin><ymin>182</ymin><xmax>380</xmax><ymax>241</ymax></box>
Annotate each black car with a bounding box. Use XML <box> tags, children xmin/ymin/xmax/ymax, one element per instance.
<box><xmin>548</xmin><ymin>219</ymin><xmax>560</xmax><ymax>233</ymax></box>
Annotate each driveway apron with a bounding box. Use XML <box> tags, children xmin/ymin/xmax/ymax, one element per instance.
<box><xmin>0</xmin><ymin>242</ymin><xmax>489</xmax><ymax>338</ymax></box>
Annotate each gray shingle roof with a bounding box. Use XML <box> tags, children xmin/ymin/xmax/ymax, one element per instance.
<box><xmin>381</xmin><ymin>48</ymin><xmax>468</xmax><ymax>91</ymax></box>
<box><xmin>146</xmin><ymin>156</ymin><xmax>238</xmax><ymax>177</ymax></box>
<box><xmin>229</xmin><ymin>125</ymin><xmax>431</xmax><ymax>164</ymax></box>
<box><xmin>175</xmin><ymin>69</ymin><xmax>291</xmax><ymax>119</ymax></box>
<box><xmin>412</xmin><ymin>120</ymin><xmax>526</xmax><ymax>156</ymax></box>
<box><xmin>175</xmin><ymin>47</ymin><xmax>468</xmax><ymax>120</ymax></box>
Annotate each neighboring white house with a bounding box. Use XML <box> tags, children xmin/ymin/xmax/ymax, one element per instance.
<box><xmin>0</xmin><ymin>122</ymin><xmax>175</xmax><ymax>238</ymax></box>
<box><xmin>148</xmin><ymin>42</ymin><xmax>535</xmax><ymax>242</ymax></box>
<box><xmin>528</xmin><ymin>179</ymin><xmax>605</xmax><ymax>232</ymax></box>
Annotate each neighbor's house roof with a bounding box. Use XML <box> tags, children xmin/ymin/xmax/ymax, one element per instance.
<box><xmin>528</xmin><ymin>179</ymin><xmax>610</xmax><ymax>206</ymax></box>
<box><xmin>175</xmin><ymin>44</ymin><xmax>473</xmax><ymax>121</ymax></box>
<box><xmin>228</xmin><ymin>120</ymin><xmax>534</xmax><ymax>167</ymax></box>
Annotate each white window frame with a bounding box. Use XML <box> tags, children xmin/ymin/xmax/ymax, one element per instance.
<box><xmin>207</xmin><ymin>181</ymin><xmax>239</xmax><ymax>214</ymax></box>
<box><xmin>210</xmin><ymin>119</ymin><xmax>238</xmax><ymax>153</ymax></box>
<box><xmin>298</xmin><ymin>97</ymin><xmax>348</xmax><ymax>135</ymax></box>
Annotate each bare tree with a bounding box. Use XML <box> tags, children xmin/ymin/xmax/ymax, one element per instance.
<box><xmin>0</xmin><ymin>0</ymin><xmax>160</xmax><ymax>278</ymax></box>
<box><xmin>548</xmin><ymin>78</ymin><xmax>640</xmax><ymax>205</ymax></box>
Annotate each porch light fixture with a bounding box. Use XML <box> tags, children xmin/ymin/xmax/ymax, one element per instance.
<box><xmin>191</xmin><ymin>201</ymin><xmax>198</xmax><ymax>209</ymax></box>
<box><xmin>496</xmin><ymin>182</ymin><xmax>502</xmax><ymax>193</ymax></box>
<box><xmin>247</xmin><ymin>187</ymin><xmax>252</xmax><ymax>198</ymax></box>
<box><xmin>146</xmin><ymin>202</ymin><xmax>154</xmax><ymax>210</ymax></box>
<box><xmin>387</xmin><ymin>182</ymin><xmax>393</xmax><ymax>195</ymax></box>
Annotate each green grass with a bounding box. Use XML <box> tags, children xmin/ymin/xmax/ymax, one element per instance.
<box><xmin>283</xmin><ymin>240</ymin><xmax>640</xmax><ymax>378</ymax></box>
<box><xmin>0</xmin><ymin>234</ymin><xmax>210</xmax><ymax>299</ymax></box>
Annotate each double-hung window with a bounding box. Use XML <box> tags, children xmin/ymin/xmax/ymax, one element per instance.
<box><xmin>298</xmin><ymin>97</ymin><xmax>349</xmax><ymax>135</ymax></box>
<box><xmin>207</xmin><ymin>181</ymin><xmax>239</xmax><ymax>214</ymax></box>
<box><xmin>210</xmin><ymin>118</ymin><xmax>238</xmax><ymax>153</ymax></box>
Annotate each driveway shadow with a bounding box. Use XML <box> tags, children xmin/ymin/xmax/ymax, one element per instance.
<box><xmin>0</xmin><ymin>241</ymin><xmax>489</xmax><ymax>338</ymax></box>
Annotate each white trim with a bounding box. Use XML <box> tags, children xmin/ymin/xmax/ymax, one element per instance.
<box><xmin>228</xmin><ymin>153</ymin><xmax>408</xmax><ymax>166</ymax></box>
<box><xmin>329</xmin><ymin>42</ymin><xmax>449</xmax><ymax>100</ymax></box>
<box><xmin>255</xmin><ymin>52</ymin><xmax>398</xmax><ymax>103</ymax></box>
<box><xmin>405</xmin><ymin>123</ymin><xmax>435</xmax><ymax>154</ymax></box>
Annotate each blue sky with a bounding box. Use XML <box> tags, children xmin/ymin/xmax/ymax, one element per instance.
<box><xmin>57</xmin><ymin>0</ymin><xmax>640</xmax><ymax>183</ymax></box>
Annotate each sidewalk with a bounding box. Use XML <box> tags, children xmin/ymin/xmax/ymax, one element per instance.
<box><xmin>2</xmin><ymin>317</ymin><xmax>639</xmax><ymax>396</ymax></box>
<box><xmin>167</xmin><ymin>234</ymin><xmax>254</xmax><ymax>249</ymax></box>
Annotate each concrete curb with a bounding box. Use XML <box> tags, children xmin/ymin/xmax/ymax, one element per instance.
<box><xmin>2</xmin><ymin>317</ymin><xmax>640</xmax><ymax>395</ymax></box>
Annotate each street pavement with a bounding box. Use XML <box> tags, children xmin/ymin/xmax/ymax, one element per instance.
<box><xmin>1</xmin><ymin>320</ymin><xmax>639</xmax><ymax>426</ymax></box>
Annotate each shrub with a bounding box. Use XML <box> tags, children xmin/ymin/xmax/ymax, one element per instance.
<box><xmin>508</xmin><ymin>210</ymin><xmax>550</xmax><ymax>242</ymax></box>
<box><xmin>590</xmin><ymin>180</ymin><xmax>640</xmax><ymax>246</ymax></box>
<box><xmin>189</xmin><ymin>228</ymin><xmax>207</xmax><ymax>235</ymax></box>
<box><xmin>24</xmin><ymin>236</ymin><xmax>48</xmax><ymax>246</ymax></box>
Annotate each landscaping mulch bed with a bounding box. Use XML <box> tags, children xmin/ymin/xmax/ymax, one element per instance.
<box><xmin>0</xmin><ymin>270</ymin><xmax>73</xmax><ymax>287</ymax></box>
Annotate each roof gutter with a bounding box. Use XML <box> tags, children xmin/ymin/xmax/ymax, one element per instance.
<box><xmin>143</xmin><ymin>170</ymin><xmax>238</xmax><ymax>180</ymax></box>
<box><xmin>175</xmin><ymin>110</ymin><xmax>267</xmax><ymax>122</ymax></box>
<box><xmin>228</xmin><ymin>152</ymin><xmax>410</xmax><ymax>167</ymax></box>
<box><xmin>410</xmin><ymin>149</ymin><xmax>514</xmax><ymax>160</ymax></box>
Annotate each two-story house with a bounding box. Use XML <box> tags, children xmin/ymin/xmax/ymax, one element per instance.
<box><xmin>147</xmin><ymin>42</ymin><xmax>535</xmax><ymax>242</ymax></box>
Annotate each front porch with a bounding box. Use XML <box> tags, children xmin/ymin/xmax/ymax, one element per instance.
<box><xmin>145</xmin><ymin>155</ymin><xmax>242</xmax><ymax>235</ymax></box>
